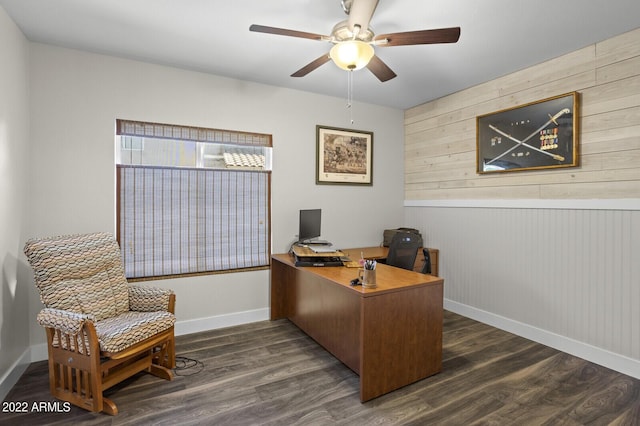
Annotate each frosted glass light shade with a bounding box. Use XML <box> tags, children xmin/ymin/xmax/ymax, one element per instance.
<box><xmin>329</xmin><ymin>40</ymin><xmax>374</xmax><ymax>71</ymax></box>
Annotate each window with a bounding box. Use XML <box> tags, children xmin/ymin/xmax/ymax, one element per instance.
<box><xmin>116</xmin><ymin>119</ymin><xmax>272</xmax><ymax>280</ymax></box>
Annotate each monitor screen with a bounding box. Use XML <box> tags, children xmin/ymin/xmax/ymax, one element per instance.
<box><xmin>298</xmin><ymin>209</ymin><xmax>321</xmax><ymax>243</ymax></box>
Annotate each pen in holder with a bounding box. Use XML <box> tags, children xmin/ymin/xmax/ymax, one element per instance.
<box><xmin>358</xmin><ymin>259</ymin><xmax>377</xmax><ymax>289</ymax></box>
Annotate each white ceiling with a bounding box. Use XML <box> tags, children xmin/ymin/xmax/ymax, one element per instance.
<box><xmin>2</xmin><ymin>0</ymin><xmax>640</xmax><ymax>110</ymax></box>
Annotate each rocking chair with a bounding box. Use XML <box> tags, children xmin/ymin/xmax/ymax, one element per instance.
<box><xmin>24</xmin><ymin>232</ymin><xmax>176</xmax><ymax>415</ymax></box>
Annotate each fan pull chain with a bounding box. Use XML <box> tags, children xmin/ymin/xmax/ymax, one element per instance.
<box><xmin>347</xmin><ymin>69</ymin><xmax>354</xmax><ymax>124</ymax></box>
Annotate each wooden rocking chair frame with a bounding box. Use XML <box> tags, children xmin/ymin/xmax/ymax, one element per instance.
<box><xmin>43</xmin><ymin>295</ymin><xmax>176</xmax><ymax>415</ymax></box>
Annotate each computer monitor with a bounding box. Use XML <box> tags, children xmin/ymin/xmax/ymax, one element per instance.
<box><xmin>298</xmin><ymin>209</ymin><xmax>321</xmax><ymax>243</ymax></box>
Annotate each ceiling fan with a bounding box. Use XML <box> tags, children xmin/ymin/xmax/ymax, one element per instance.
<box><xmin>249</xmin><ymin>0</ymin><xmax>460</xmax><ymax>82</ymax></box>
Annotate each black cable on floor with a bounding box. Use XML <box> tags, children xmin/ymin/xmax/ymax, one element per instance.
<box><xmin>173</xmin><ymin>356</ymin><xmax>204</xmax><ymax>376</ymax></box>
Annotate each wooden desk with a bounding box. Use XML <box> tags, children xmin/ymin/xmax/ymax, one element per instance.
<box><xmin>342</xmin><ymin>246</ymin><xmax>439</xmax><ymax>276</ymax></box>
<box><xmin>270</xmin><ymin>252</ymin><xmax>444</xmax><ymax>402</ymax></box>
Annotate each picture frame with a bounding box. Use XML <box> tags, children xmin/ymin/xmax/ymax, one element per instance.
<box><xmin>476</xmin><ymin>92</ymin><xmax>579</xmax><ymax>174</ymax></box>
<box><xmin>316</xmin><ymin>125</ymin><xmax>373</xmax><ymax>185</ymax></box>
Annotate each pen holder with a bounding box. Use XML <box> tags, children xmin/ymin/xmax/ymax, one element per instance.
<box><xmin>358</xmin><ymin>268</ymin><xmax>377</xmax><ymax>289</ymax></box>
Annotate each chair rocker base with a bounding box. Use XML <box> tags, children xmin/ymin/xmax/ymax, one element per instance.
<box><xmin>46</xmin><ymin>323</ymin><xmax>175</xmax><ymax>415</ymax></box>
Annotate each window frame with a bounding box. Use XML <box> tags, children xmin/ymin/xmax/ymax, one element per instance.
<box><xmin>115</xmin><ymin>119</ymin><xmax>272</xmax><ymax>281</ymax></box>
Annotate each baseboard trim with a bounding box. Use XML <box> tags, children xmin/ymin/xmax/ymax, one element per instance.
<box><xmin>405</xmin><ymin>198</ymin><xmax>640</xmax><ymax>211</ymax></box>
<box><xmin>445</xmin><ymin>299</ymin><xmax>640</xmax><ymax>380</ymax></box>
<box><xmin>30</xmin><ymin>343</ymin><xmax>47</xmax><ymax>363</ymax></box>
<box><xmin>0</xmin><ymin>348</ymin><xmax>31</xmax><ymax>402</ymax></box>
<box><xmin>174</xmin><ymin>308</ymin><xmax>270</xmax><ymax>336</ymax></box>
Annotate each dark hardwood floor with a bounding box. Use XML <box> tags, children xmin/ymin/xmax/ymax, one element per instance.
<box><xmin>2</xmin><ymin>311</ymin><xmax>639</xmax><ymax>425</ymax></box>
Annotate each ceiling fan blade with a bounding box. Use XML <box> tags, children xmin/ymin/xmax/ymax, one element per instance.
<box><xmin>250</xmin><ymin>24</ymin><xmax>327</xmax><ymax>41</ymax></box>
<box><xmin>376</xmin><ymin>27</ymin><xmax>461</xmax><ymax>47</ymax></box>
<box><xmin>291</xmin><ymin>53</ymin><xmax>332</xmax><ymax>77</ymax></box>
<box><xmin>348</xmin><ymin>0</ymin><xmax>379</xmax><ymax>33</ymax></box>
<box><xmin>366</xmin><ymin>55</ymin><xmax>397</xmax><ymax>82</ymax></box>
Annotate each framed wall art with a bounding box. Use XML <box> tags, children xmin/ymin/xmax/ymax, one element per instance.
<box><xmin>316</xmin><ymin>125</ymin><xmax>373</xmax><ymax>185</ymax></box>
<box><xmin>476</xmin><ymin>92</ymin><xmax>579</xmax><ymax>174</ymax></box>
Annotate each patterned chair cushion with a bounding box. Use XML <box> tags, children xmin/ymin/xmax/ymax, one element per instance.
<box><xmin>46</xmin><ymin>268</ymin><xmax>129</xmax><ymax>321</ymax></box>
<box><xmin>37</xmin><ymin>308</ymin><xmax>95</xmax><ymax>336</ymax></box>
<box><xmin>96</xmin><ymin>311</ymin><xmax>176</xmax><ymax>353</ymax></box>
<box><xmin>24</xmin><ymin>233</ymin><xmax>130</xmax><ymax>320</ymax></box>
<box><xmin>38</xmin><ymin>309</ymin><xmax>175</xmax><ymax>355</ymax></box>
<box><xmin>128</xmin><ymin>285</ymin><xmax>173</xmax><ymax>312</ymax></box>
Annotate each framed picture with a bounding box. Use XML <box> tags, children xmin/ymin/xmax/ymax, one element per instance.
<box><xmin>476</xmin><ymin>92</ymin><xmax>579</xmax><ymax>174</ymax></box>
<box><xmin>316</xmin><ymin>125</ymin><xmax>373</xmax><ymax>185</ymax></box>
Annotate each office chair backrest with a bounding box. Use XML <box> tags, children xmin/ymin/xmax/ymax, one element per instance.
<box><xmin>385</xmin><ymin>232</ymin><xmax>422</xmax><ymax>271</ymax></box>
<box><xmin>421</xmin><ymin>248</ymin><xmax>432</xmax><ymax>274</ymax></box>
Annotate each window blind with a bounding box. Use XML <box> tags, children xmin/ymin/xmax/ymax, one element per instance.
<box><xmin>116</xmin><ymin>119</ymin><xmax>272</xmax><ymax>148</ymax></box>
<box><xmin>117</xmin><ymin>165</ymin><xmax>270</xmax><ymax>279</ymax></box>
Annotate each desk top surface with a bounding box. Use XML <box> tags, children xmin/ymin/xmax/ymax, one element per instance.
<box><xmin>272</xmin><ymin>249</ymin><xmax>443</xmax><ymax>296</ymax></box>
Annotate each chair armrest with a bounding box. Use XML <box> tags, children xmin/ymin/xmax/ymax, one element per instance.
<box><xmin>36</xmin><ymin>308</ymin><xmax>95</xmax><ymax>335</ymax></box>
<box><xmin>128</xmin><ymin>284</ymin><xmax>174</xmax><ymax>312</ymax></box>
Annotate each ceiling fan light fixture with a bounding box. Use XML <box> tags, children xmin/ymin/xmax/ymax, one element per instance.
<box><xmin>329</xmin><ymin>40</ymin><xmax>374</xmax><ymax>71</ymax></box>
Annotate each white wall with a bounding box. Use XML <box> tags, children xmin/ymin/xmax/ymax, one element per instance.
<box><xmin>406</xmin><ymin>203</ymin><xmax>640</xmax><ymax>379</ymax></box>
<box><xmin>26</xmin><ymin>43</ymin><xmax>404</xmax><ymax>348</ymax></box>
<box><xmin>0</xmin><ymin>6</ymin><xmax>31</xmax><ymax>399</ymax></box>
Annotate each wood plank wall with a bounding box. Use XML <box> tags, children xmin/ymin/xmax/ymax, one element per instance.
<box><xmin>404</xmin><ymin>27</ymin><xmax>640</xmax><ymax>200</ymax></box>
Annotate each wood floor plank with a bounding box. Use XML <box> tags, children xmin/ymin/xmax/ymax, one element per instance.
<box><xmin>2</xmin><ymin>312</ymin><xmax>639</xmax><ymax>425</ymax></box>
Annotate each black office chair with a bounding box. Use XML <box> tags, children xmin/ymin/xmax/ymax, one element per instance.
<box><xmin>384</xmin><ymin>232</ymin><xmax>423</xmax><ymax>271</ymax></box>
<box><xmin>420</xmin><ymin>248</ymin><xmax>432</xmax><ymax>274</ymax></box>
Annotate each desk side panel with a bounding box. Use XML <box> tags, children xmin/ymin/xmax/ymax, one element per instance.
<box><xmin>360</xmin><ymin>281</ymin><xmax>443</xmax><ymax>401</ymax></box>
<box><xmin>290</xmin><ymin>269</ymin><xmax>362</xmax><ymax>374</ymax></box>
<box><xmin>270</xmin><ymin>256</ymin><xmax>361</xmax><ymax>374</ymax></box>
<box><xmin>270</xmin><ymin>257</ymin><xmax>295</xmax><ymax>320</ymax></box>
